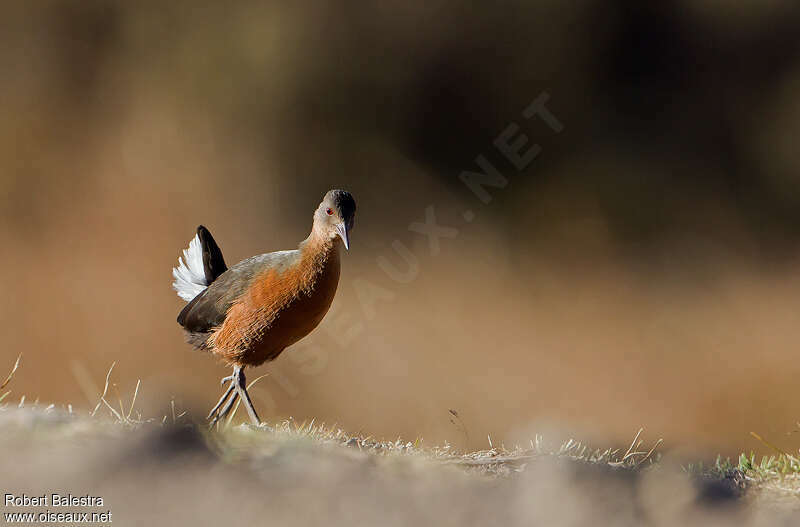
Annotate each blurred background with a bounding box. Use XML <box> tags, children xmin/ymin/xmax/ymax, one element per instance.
<box><xmin>2</xmin><ymin>0</ymin><xmax>800</xmax><ymax>457</ymax></box>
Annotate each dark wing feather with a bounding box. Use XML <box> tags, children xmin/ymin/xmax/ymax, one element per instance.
<box><xmin>177</xmin><ymin>250</ymin><xmax>301</xmax><ymax>334</ymax></box>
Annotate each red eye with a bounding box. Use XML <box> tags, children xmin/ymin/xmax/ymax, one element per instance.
<box><xmin>326</xmin><ymin>208</ymin><xmax>334</xmax><ymax>215</ymax></box>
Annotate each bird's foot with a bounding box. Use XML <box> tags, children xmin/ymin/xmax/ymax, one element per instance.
<box><xmin>207</xmin><ymin>367</ymin><xmax>262</xmax><ymax>429</ymax></box>
<box><xmin>207</xmin><ymin>377</ymin><xmax>238</xmax><ymax>428</ymax></box>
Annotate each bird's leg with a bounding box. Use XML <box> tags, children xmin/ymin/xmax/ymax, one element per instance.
<box><xmin>209</xmin><ymin>389</ymin><xmax>239</xmax><ymax>428</ymax></box>
<box><xmin>206</xmin><ymin>381</ymin><xmax>235</xmax><ymax>420</ymax></box>
<box><xmin>207</xmin><ymin>369</ymin><xmax>239</xmax><ymax>428</ymax></box>
<box><xmin>233</xmin><ymin>367</ymin><xmax>261</xmax><ymax>426</ymax></box>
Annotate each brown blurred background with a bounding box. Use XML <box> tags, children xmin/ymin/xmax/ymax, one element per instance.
<box><xmin>2</xmin><ymin>0</ymin><xmax>800</xmax><ymax>457</ymax></box>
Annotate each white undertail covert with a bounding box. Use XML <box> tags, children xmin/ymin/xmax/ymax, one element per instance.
<box><xmin>172</xmin><ymin>234</ymin><xmax>208</xmax><ymax>302</ymax></box>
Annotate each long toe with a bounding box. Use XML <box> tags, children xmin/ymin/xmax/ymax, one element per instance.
<box><xmin>207</xmin><ymin>382</ymin><xmax>235</xmax><ymax>420</ymax></box>
<box><xmin>209</xmin><ymin>391</ymin><xmax>239</xmax><ymax>428</ymax></box>
<box><xmin>235</xmin><ymin>384</ymin><xmax>261</xmax><ymax>426</ymax></box>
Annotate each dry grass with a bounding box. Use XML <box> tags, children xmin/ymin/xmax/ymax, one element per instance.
<box><xmin>1</xmin><ymin>357</ymin><xmax>799</xmax><ymax>525</ymax></box>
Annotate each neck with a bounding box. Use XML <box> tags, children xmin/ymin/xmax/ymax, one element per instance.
<box><xmin>295</xmin><ymin>229</ymin><xmax>341</xmax><ymax>294</ymax></box>
<box><xmin>299</xmin><ymin>228</ymin><xmax>337</xmax><ymax>257</ymax></box>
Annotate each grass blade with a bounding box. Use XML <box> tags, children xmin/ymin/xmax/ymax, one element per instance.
<box><xmin>0</xmin><ymin>354</ymin><xmax>21</xmax><ymax>391</ymax></box>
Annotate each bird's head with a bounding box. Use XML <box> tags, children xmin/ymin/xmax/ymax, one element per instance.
<box><xmin>313</xmin><ymin>189</ymin><xmax>356</xmax><ymax>250</ymax></box>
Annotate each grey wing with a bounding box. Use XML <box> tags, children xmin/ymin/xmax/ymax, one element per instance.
<box><xmin>177</xmin><ymin>250</ymin><xmax>300</xmax><ymax>334</ymax></box>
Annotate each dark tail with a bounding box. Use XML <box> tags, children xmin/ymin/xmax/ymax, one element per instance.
<box><xmin>175</xmin><ymin>226</ymin><xmax>228</xmax><ymax>327</ymax></box>
<box><xmin>197</xmin><ymin>225</ymin><xmax>227</xmax><ymax>284</ymax></box>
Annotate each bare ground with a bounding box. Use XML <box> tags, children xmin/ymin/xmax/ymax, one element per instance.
<box><xmin>1</xmin><ymin>406</ymin><xmax>798</xmax><ymax>526</ymax></box>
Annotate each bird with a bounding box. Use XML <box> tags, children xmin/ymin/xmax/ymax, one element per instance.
<box><xmin>172</xmin><ymin>189</ymin><xmax>356</xmax><ymax>427</ymax></box>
